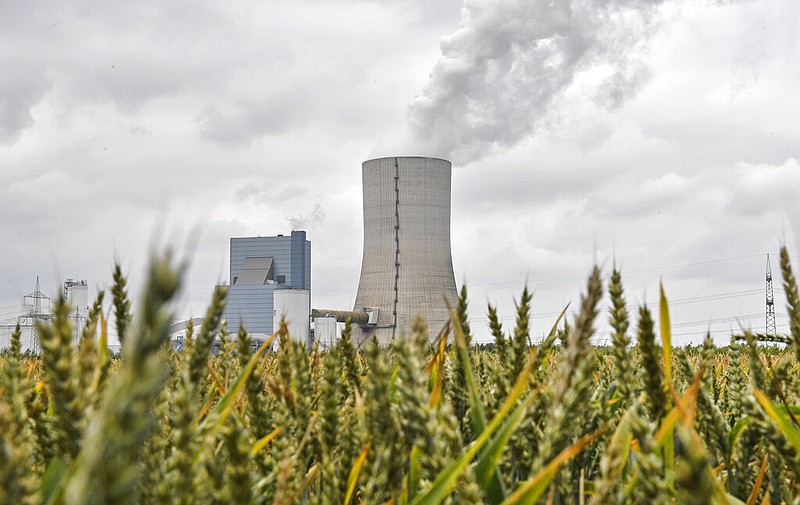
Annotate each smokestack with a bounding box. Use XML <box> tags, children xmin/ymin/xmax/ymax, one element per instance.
<box><xmin>352</xmin><ymin>156</ymin><xmax>458</xmax><ymax>344</ymax></box>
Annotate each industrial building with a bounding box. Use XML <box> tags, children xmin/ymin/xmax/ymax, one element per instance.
<box><xmin>0</xmin><ymin>277</ymin><xmax>90</xmax><ymax>353</ymax></box>
<box><xmin>64</xmin><ymin>278</ymin><xmax>90</xmax><ymax>340</ymax></box>
<box><xmin>350</xmin><ymin>156</ymin><xmax>458</xmax><ymax>345</ymax></box>
<box><xmin>222</xmin><ymin>230</ymin><xmax>311</xmax><ymax>344</ymax></box>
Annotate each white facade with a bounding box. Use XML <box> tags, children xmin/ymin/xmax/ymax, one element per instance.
<box><xmin>64</xmin><ymin>279</ymin><xmax>90</xmax><ymax>343</ymax></box>
<box><xmin>64</xmin><ymin>279</ymin><xmax>89</xmax><ymax>314</ymax></box>
<box><xmin>274</xmin><ymin>288</ymin><xmax>311</xmax><ymax>344</ymax></box>
<box><xmin>314</xmin><ymin>316</ymin><xmax>340</xmax><ymax>349</ymax></box>
<box><xmin>0</xmin><ymin>322</ymin><xmax>36</xmax><ymax>354</ymax></box>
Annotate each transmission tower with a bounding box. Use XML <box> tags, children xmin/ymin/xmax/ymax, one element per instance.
<box><xmin>20</xmin><ymin>276</ymin><xmax>51</xmax><ymax>354</ymax></box>
<box><xmin>766</xmin><ymin>254</ymin><xmax>777</xmax><ymax>335</ymax></box>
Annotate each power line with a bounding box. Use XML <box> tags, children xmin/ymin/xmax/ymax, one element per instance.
<box><xmin>670</xmin><ymin>313</ymin><xmax>773</xmax><ymax>328</ymax></box>
<box><xmin>466</xmin><ymin>253</ymin><xmax>766</xmax><ymax>287</ymax></box>
<box><xmin>468</xmin><ymin>286</ymin><xmax>785</xmax><ymax>323</ymax></box>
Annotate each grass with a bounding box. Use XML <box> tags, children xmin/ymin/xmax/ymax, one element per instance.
<box><xmin>1</xmin><ymin>245</ymin><xmax>800</xmax><ymax>504</ymax></box>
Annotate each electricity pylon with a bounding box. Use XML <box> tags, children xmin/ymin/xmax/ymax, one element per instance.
<box><xmin>766</xmin><ymin>254</ymin><xmax>776</xmax><ymax>335</ymax></box>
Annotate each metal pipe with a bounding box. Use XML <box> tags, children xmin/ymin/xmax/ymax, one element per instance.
<box><xmin>311</xmin><ymin>309</ymin><xmax>369</xmax><ymax>326</ymax></box>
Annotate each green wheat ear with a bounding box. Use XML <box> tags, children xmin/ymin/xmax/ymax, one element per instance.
<box><xmin>64</xmin><ymin>252</ymin><xmax>184</xmax><ymax>505</ymax></box>
<box><xmin>637</xmin><ymin>305</ymin><xmax>668</xmax><ymax>422</ymax></box>
<box><xmin>780</xmin><ymin>246</ymin><xmax>800</xmax><ymax>362</ymax></box>
<box><xmin>111</xmin><ymin>263</ymin><xmax>132</xmax><ymax>345</ymax></box>
<box><xmin>608</xmin><ymin>268</ymin><xmax>634</xmax><ymax>405</ymax></box>
<box><xmin>37</xmin><ymin>293</ymin><xmax>82</xmax><ymax>462</ymax></box>
<box><xmin>534</xmin><ymin>266</ymin><xmax>602</xmax><ymax>472</ymax></box>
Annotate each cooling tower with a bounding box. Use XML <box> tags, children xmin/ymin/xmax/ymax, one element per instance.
<box><xmin>352</xmin><ymin>156</ymin><xmax>458</xmax><ymax>345</ymax></box>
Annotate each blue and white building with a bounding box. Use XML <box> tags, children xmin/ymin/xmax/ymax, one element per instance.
<box><xmin>223</xmin><ymin>230</ymin><xmax>311</xmax><ymax>342</ymax></box>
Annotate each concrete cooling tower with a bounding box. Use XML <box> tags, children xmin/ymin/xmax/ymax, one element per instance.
<box><xmin>352</xmin><ymin>156</ymin><xmax>458</xmax><ymax>345</ymax></box>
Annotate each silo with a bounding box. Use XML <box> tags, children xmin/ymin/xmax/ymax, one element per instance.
<box><xmin>273</xmin><ymin>288</ymin><xmax>311</xmax><ymax>344</ymax></box>
<box><xmin>352</xmin><ymin>156</ymin><xmax>458</xmax><ymax>345</ymax></box>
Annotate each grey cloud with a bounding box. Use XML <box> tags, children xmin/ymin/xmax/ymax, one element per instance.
<box><xmin>67</xmin><ymin>57</ymin><xmax>187</xmax><ymax>112</ymax></box>
<box><xmin>3</xmin><ymin>0</ymin><xmax>448</xmax><ymax>153</ymax></box>
<box><xmin>287</xmin><ymin>202</ymin><xmax>326</xmax><ymax>231</ymax></box>
<box><xmin>724</xmin><ymin>158</ymin><xmax>800</xmax><ymax>218</ymax></box>
<box><xmin>0</xmin><ymin>63</ymin><xmax>52</xmax><ymax>142</ymax></box>
<box><xmin>0</xmin><ymin>1</ymin><xmax>231</xmax><ymax>117</ymax></box>
<box><xmin>198</xmin><ymin>93</ymin><xmax>310</xmax><ymax>146</ymax></box>
<box><xmin>233</xmin><ymin>183</ymin><xmax>269</xmax><ymax>201</ymax></box>
<box><xmin>234</xmin><ymin>183</ymin><xmax>308</xmax><ymax>203</ymax></box>
<box><xmin>455</xmin><ymin>164</ymin><xmax>613</xmax><ymax>212</ymax></box>
<box><xmin>588</xmin><ymin>171</ymin><xmax>700</xmax><ymax>220</ymax></box>
<box><xmin>594</xmin><ymin>60</ymin><xmax>651</xmax><ymax>109</ymax></box>
<box><xmin>0</xmin><ymin>172</ymin><xmax>81</xmax><ymax>226</ymax></box>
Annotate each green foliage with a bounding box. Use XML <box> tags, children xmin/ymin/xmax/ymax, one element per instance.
<box><xmin>2</xmin><ymin>249</ymin><xmax>800</xmax><ymax>504</ymax></box>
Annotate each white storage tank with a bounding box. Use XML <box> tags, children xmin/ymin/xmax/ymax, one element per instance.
<box><xmin>314</xmin><ymin>316</ymin><xmax>340</xmax><ymax>350</ymax></box>
<box><xmin>64</xmin><ymin>279</ymin><xmax>89</xmax><ymax>315</ymax></box>
<box><xmin>273</xmin><ymin>288</ymin><xmax>311</xmax><ymax>344</ymax></box>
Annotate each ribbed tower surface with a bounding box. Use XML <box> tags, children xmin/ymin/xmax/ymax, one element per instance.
<box><xmin>353</xmin><ymin>156</ymin><xmax>458</xmax><ymax>345</ymax></box>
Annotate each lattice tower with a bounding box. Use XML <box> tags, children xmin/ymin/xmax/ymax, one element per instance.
<box><xmin>21</xmin><ymin>276</ymin><xmax>51</xmax><ymax>354</ymax></box>
<box><xmin>766</xmin><ymin>254</ymin><xmax>776</xmax><ymax>335</ymax></box>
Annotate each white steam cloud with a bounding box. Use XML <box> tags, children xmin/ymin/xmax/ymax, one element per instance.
<box><xmin>405</xmin><ymin>0</ymin><xmax>667</xmax><ymax>164</ymax></box>
<box><xmin>287</xmin><ymin>202</ymin><xmax>326</xmax><ymax>231</ymax></box>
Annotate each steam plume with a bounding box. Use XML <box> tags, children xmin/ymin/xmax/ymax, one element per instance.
<box><xmin>407</xmin><ymin>0</ymin><xmax>666</xmax><ymax>164</ymax></box>
<box><xmin>287</xmin><ymin>202</ymin><xmax>325</xmax><ymax>231</ymax></box>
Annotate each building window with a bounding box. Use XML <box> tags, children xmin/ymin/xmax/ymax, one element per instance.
<box><xmin>277</xmin><ymin>275</ymin><xmax>286</xmax><ymax>284</ymax></box>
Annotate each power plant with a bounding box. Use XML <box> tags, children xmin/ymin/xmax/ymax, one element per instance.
<box><xmin>196</xmin><ymin>155</ymin><xmax>461</xmax><ymax>349</ymax></box>
<box><xmin>350</xmin><ymin>156</ymin><xmax>458</xmax><ymax>344</ymax></box>
<box><xmin>2</xmin><ymin>156</ymin><xmax>460</xmax><ymax>352</ymax></box>
<box><xmin>2</xmin><ymin>155</ymin><xmax>785</xmax><ymax>353</ymax></box>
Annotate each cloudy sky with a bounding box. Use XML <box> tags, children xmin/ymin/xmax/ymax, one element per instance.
<box><xmin>1</xmin><ymin>0</ymin><xmax>798</xmax><ymax>346</ymax></box>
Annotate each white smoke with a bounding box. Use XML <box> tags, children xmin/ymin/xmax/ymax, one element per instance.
<box><xmin>406</xmin><ymin>0</ymin><xmax>668</xmax><ymax>164</ymax></box>
<box><xmin>287</xmin><ymin>202</ymin><xmax>326</xmax><ymax>231</ymax></box>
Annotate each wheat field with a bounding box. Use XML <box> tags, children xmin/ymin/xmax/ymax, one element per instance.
<box><xmin>2</xmin><ymin>247</ymin><xmax>800</xmax><ymax>504</ymax></box>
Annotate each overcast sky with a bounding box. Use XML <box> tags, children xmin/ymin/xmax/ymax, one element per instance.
<box><xmin>1</xmin><ymin>0</ymin><xmax>798</xmax><ymax>346</ymax></box>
